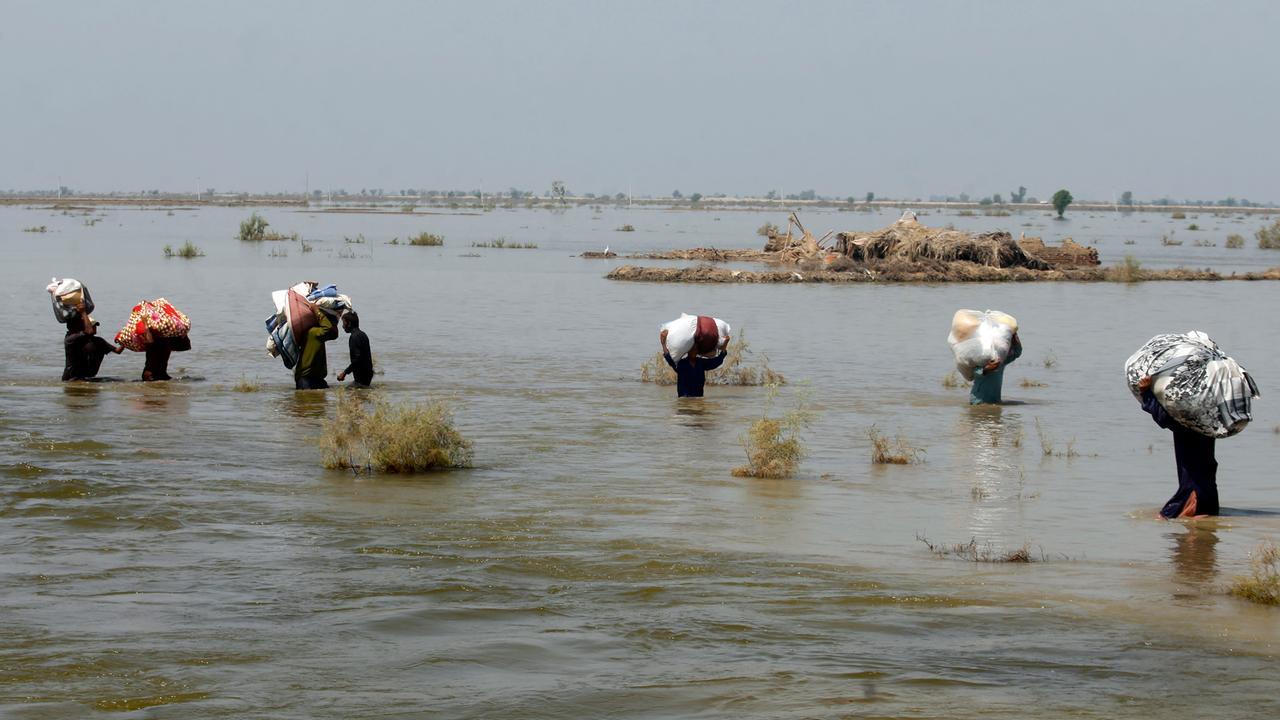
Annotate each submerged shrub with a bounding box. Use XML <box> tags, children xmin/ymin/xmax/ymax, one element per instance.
<box><xmin>1229</xmin><ymin>540</ymin><xmax>1280</xmax><ymax>605</ymax></box>
<box><xmin>232</xmin><ymin>376</ymin><xmax>261</xmax><ymax>393</ymax></box>
<box><xmin>941</xmin><ymin>370</ymin><xmax>968</xmax><ymax>389</ymax></box>
<box><xmin>321</xmin><ymin>391</ymin><xmax>472</xmax><ymax>473</ymax></box>
<box><xmin>1106</xmin><ymin>255</ymin><xmax>1143</xmax><ymax>283</ymax></box>
<box><xmin>616</xmin><ymin>224</ymin><xmax>636</xmax><ymax>232</ymax></box>
<box><xmin>408</xmin><ymin>231</ymin><xmax>444</xmax><ymax>246</ymax></box>
<box><xmin>1226</xmin><ymin>234</ymin><xmax>1245</xmax><ymax>249</ymax></box>
<box><xmin>756</xmin><ymin>222</ymin><xmax>780</xmax><ymax>237</ymax></box>
<box><xmin>640</xmin><ymin>329</ymin><xmax>784</xmax><ymax>386</ymax></box>
<box><xmin>868</xmin><ymin>425</ymin><xmax>924</xmax><ymax>465</ymax></box>
<box><xmin>731</xmin><ymin>385</ymin><xmax>813</xmax><ymax>479</ymax></box>
<box><xmin>163</xmin><ymin>240</ymin><xmax>205</xmax><ymax>259</ymax></box>
<box><xmin>1257</xmin><ymin>219</ymin><xmax>1280</xmax><ymax>249</ymax></box>
<box><xmin>238</xmin><ymin>212</ymin><xmax>268</xmax><ymax>242</ymax></box>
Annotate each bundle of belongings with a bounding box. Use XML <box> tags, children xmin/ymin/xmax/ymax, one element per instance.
<box><xmin>47</xmin><ymin>277</ymin><xmax>95</xmax><ymax>324</ymax></box>
<box><xmin>1125</xmin><ymin>331</ymin><xmax>1260</xmax><ymax>438</ymax></box>
<box><xmin>948</xmin><ymin>309</ymin><xmax>1018</xmax><ymax>381</ymax></box>
<box><xmin>265</xmin><ymin>282</ymin><xmax>353</xmax><ymax>369</ymax></box>
<box><xmin>115</xmin><ymin>298</ymin><xmax>192</xmax><ymax>351</ymax></box>
<box><xmin>660</xmin><ymin>313</ymin><xmax>731</xmax><ymax>360</ymax></box>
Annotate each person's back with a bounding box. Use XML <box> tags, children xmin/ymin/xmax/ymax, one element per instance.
<box><xmin>337</xmin><ymin>312</ymin><xmax>374</xmax><ymax>387</ymax></box>
<box><xmin>295</xmin><ymin>310</ymin><xmax>337</xmax><ymax>389</ymax></box>
<box><xmin>663</xmin><ymin>351</ymin><xmax>726</xmax><ymax>397</ymax></box>
<box><xmin>970</xmin><ymin>333</ymin><xmax>1022</xmax><ymax>405</ymax></box>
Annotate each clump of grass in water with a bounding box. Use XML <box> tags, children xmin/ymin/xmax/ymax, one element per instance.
<box><xmin>1042</xmin><ymin>349</ymin><xmax>1058</xmax><ymax>369</ymax></box>
<box><xmin>321</xmin><ymin>391</ymin><xmax>473</xmax><ymax>473</ymax></box>
<box><xmin>1229</xmin><ymin>540</ymin><xmax>1280</xmax><ymax>605</ymax></box>
<box><xmin>1020</xmin><ymin>377</ymin><xmax>1048</xmax><ymax>388</ymax></box>
<box><xmin>407</xmin><ymin>231</ymin><xmax>444</xmax><ymax>246</ymax></box>
<box><xmin>232</xmin><ymin>376</ymin><xmax>261</xmax><ymax>393</ymax></box>
<box><xmin>1171</xmin><ymin>211</ymin><xmax>1187</xmax><ymax>219</ymax></box>
<box><xmin>616</xmin><ymin>224</ymin><xmax>636</xmax><ymax>232</ymax></box>
<box><xmin>941</xmin><ymin>370</ymin><xmax>968</xmax><ymax>389</ymax></box>
<box><xmin>731</xmin><ymin>384</ymin><xmax>813</xmax><ymax>479</ymax></box>
<box><xmin>917</xmin><ymin>534</ymin><xmax>1036</xmax><ymax>563</ymax></box>
<box><xmin>163</xmin><ymin>240</ymin><xmax>205</xmax><ymax>259</ymax></box>
<box><xmin>1257</xmin><ymin>219</ymin><xmax>1280</xmax><ymax>249</ymax></box>
<box><xmin>756</xmin><ymin>222</ymin><xmax>779</xmax><ymax>237</ymax></box>
<box><xmin>471</xmin><ymin>237</ymin><xmax>538</xmax><ymax>249</ymax></box>
<box><xmin>344</xmin><ymin>234</ymin><xmax>366</xmax><ymax>244</ymax></box>
<box><xmin>867</xmin><ymin>425</ymin><xmax>924</xmax><ymax>465</ymax></box>
<box><xmin>1106</xmin><ymin>255</ymin><xmax>1143</xmax><ymax>283</ymax></box>
<box><xmin>1226</xmin><ymin>234</ymin><xmax>1244</xmax><ymax>249</ymax></box>
<box><xmin>639</xmin><ymin>329</ymin><xmax>784</xmax><ymax>386</ymax></box>
<box><xmin>23</xmin><ymin>225</ymin><xmax>49</xmax><ymax>233</ymax></box>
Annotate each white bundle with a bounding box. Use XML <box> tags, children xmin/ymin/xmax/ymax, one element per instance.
<box><xmin>660</xmin><ymin>313</ymin><xmax>731</xmax><ymax>360</ymax></box>
<box><xmin>948</xmin><ymin>309</ymin><xmax>1018</xmax><ymax>381</ymax></box>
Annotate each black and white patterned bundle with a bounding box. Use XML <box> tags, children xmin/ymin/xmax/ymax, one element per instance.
<box><xmin>1124</xmin><ymin>331</ymin><xmax>1260</xmax><ymax>438</ymax></box>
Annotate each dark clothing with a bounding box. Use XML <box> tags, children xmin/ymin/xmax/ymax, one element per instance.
<box><xmin>343</xmin><ymin>328</ymin><xmax>374</xmax><ymax>387</ymax></box>
<box><xmin>1142</xmin><ymin>389</ymin><xmax>1219</xmax><ymax>518</ymax></box>
<box><xmin>295</xmin><ymin>313</ymin><xmax>338</xmax><ymax>390</ymax></box>
<box><xmin>663</xmin><ymin>350</ymin><xmax>727</xmax><ymax>398</ymax></box>
<box><xmin>62</xmin><ymin>318</ymin><xmax>114</xmax><ymax>381</ymax></box>
<box><xmin>143</xmin><ymin>336</ymin><xmax>191</xmax><ymax>381</ymax></box>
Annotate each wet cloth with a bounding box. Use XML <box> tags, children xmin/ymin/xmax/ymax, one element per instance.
<box><xmin>62</xmin><ymin>318</ymin><xmax>114</xmax><ymax>381</ymax></box>
<box><xmin>295</xmin><ymin>311</ymin><xmax>337</xmax><ymax>389</ymax></box>
<box><xmin>343</xmin><ymin>328</ymin><xmax>374</xmax><ymax>387</ymax></box>
<box><xmin>1142</xmin><ymin>389</ymin><xmax>1219</xmax><ymax>518</ymax></box>
<box><xmin>663</xmin><ymin>350</ymin><xmax>727</xmax><ymax>398</ymax></box>
<box><xmin>970</xmin><ymin>335</ymin><xmax>1022</xmax><ymax>405</ymax></box>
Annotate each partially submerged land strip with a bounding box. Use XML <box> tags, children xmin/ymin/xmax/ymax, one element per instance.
<box><xmin>606</xmin><ymin>263</ymin><xmax>1280</xmax><ymax>284</ymax></box>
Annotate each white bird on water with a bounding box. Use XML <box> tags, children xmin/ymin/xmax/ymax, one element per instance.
<box><xmin>604</xmin><ymin>245</ymin><xmax>610</xmax><ymax>255</ymax></box>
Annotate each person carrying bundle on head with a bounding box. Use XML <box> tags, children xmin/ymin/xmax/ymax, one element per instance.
<box><xmin>659</xmin><ymin>314</ymin><xmax>730</xmax><ymax>398</ymax></box>
<box><xmin>295</xmin><ymin>304</ymin><xmax>338</xmax><ymax>390</ymax></box>
<box><xmin>48</xmin><ymin>279</ymin><xmax>122</xmax><ymax>381</ymax></box>
<box><xmin>1136</xmin><ymin>375</ymin><xmax>1218</xmax><ymax>519</ymax></box>
<box><xmin>947</xmin><ymin>309</ymin><xmax>1021</xmax><ymax>405</ymax></box>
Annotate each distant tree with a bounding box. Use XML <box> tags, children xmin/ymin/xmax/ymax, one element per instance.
<box><xmin>798</xmin><ymin>189</ymin><xmax>816</xmax><ymax>201</ymax></box>
<box><xmin>672</xmin><ymin>190</ymin><xmax>683</xmax><ymax>199</ymax></box>
<box><xmin>1052</xmin><ymin>189</ymin><xmax>1074</xmax><ymax>218</ymax></box>
<box><xmin>311</xmin><ymin>190</ymin><xmax>322</xmax><ymax>199</ymax></box>
<box><xmin>958</xmin><ymin>192</ymin><xmax>970</xmax><ymax>203</ymax></box>
<box><xmin>551</xmin><ymin>180</ymin><xmax>567</xmax><ymax>204</ymax></box>
<box><xmin>615</xmin><ymin>192</ymin><xmax>626</xmax><ymax>202</ymax></box>
<box><xmin>765</xmin><ymin>190</ymin><xmax>778</xmax><ymax>200</ymax></box>
<box><xmin>1120</xmin><ymin>190</ymin><xmax>1133</xmax><ymax>206</ymax></box>
<box><xmin>1010</xmin><ymin>186</ymin><xmax>1027</xmax><ymax>203</ymax></box>
<box><xmin>205</xmin><ymin>187</ymin><xmax>216</xmax><ymax>197</ymax></box>
<box><xmin>993</xmin><ymin>193</ymin><xmax>1004</xmax><ymax>205</ymax></box>
<box><xmin>846</xmin><ymin>196</ymin><xmax>856</xmax><ymax>204</ymax></box>
<box><xmin>689</xmin><ymin>192</ymin><xmax>703</xmax><ymax>203</ymax></box>
<box><xmin>979</xmin><ymin>196</ymin><xmax>993</xmax><ymax>206</ymax></box>
<box><xmin>865</xmin><ymin>192</ymin><xmax>875</xmax><ymax>203</ymax></box>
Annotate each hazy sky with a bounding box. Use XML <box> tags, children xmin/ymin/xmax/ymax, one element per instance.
<box><xmin>3</xmin><ymin>0</ymin><xmax>1277</xmax><ymax>201</ymax></box>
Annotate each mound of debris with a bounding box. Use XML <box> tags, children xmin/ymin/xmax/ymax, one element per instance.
<box><xmin>834</xmin><ymin>211</ymin><xmax>1050</xmax><ymax>269</ymax></box>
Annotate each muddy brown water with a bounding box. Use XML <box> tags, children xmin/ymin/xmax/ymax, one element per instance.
<box><xmin>2</xmin><ymin>204</ymin><xmax>1279</xmax><ymax>718</ymax></box>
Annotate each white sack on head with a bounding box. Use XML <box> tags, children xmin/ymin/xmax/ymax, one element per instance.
<box><xmin>947</xmin><ymin>309</ymin><xmax>1018</xmax><ymax>381</ymax></box>
<box><xmin>660</xmin><ymin>313</ymin><xmax>731</xmax><ymax>360</ymax></box>
<box><xmin>1124</xmin><ymin>331</ymin><xmax>1260</xmax><ymax>439</ymax></box>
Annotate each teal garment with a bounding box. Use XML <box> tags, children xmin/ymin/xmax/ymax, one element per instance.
<box><xmin>969</xmin><ymin>339</ymin><xmax>1022</xmax><ymax>405</ymax></box>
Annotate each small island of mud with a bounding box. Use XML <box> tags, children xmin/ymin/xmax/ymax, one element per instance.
<box><xmin>608</xmin><ymin>212</ymin><xmax>1280</xmax><ymax>284</ymax></box>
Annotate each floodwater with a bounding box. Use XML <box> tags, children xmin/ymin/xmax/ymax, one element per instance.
<box><xmin>2</xmin><ymin>203</ymin><xmax>1278</xmax><ymax>718</ymax></box>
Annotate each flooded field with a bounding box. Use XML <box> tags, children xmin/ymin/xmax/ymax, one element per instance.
<box><xmin>3</xmin><ymin>203</ymin><xmax>1279</xmax><ymax>718</ymax></box>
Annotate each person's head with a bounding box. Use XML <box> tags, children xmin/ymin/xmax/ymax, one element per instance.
<box><xmin>342</xmin><ymin>311</ymin><xmax>359</xmax><ymax>333</ymax></box>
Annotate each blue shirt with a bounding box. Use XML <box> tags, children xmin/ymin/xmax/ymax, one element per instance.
<box><xmin>663</xmin><ymin>351</ymin><xmax>727</xmax><ymax>397</ymax></box>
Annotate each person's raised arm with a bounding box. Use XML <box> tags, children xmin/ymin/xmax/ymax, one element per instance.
<box><xmin>702</xmin><ymin>335</ymin><xmax>730</xmax><ymax>371</ymax></box>
<box><xmin>1137</xmin><ymin>375</ymin><xmax>1175</xmax><ymax>429</ymax></box>
<box><xmin>1005</xmin><ymin>333</ymin><xmax>1022</xmax><ymax>365</ymax></box>
<box><xmin>660</xmin><ymin>328</ymin><xmax>677</xmax><ymax>369</ymax></box>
